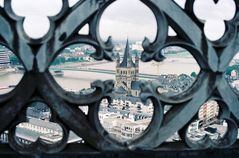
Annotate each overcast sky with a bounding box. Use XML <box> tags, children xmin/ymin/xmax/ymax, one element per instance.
<box><xmin>0</xmin><ymin>0</ymin><xmax>236</xmax><ymax>41</ymax></box>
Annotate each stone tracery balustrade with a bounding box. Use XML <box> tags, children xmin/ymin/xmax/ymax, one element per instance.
<box><xmin>0</xmin><ymin>0</ymin><xmax>238</xmax><ymax>154</ymax></box>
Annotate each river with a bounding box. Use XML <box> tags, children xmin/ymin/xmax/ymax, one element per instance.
<box><xmin>0</xmin><ymin>57</ymin><xmax>200</xmax><ymax>94</ymax></box>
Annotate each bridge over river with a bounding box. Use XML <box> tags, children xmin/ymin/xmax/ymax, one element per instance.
<box><xmin>50</xmin><ymin>67</ymin><xmax>159</xmax><ymax>80</ymax></box>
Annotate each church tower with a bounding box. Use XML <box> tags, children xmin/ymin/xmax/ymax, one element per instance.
<box><xmin>115</xmin><ymin>39</ymin><xmax>140</xmax><ymax>97</ymax></box>
<box><xmin>135</xmin><ymin>52</ymin><xmax>139</xmax><ymax>81</ymax></box>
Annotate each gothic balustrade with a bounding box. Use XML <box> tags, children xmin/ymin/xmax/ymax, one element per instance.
<box><xmin>0</xmin><ymin>0</ymin><xmax>239</xmax><ymax>157</ymax></box>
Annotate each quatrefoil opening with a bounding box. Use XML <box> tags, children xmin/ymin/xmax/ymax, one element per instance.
<box><xmin>193</xmin><ymin>0</ymin><xmax>236</xmax><ymax>41</ymax></box>
<box><xmin>155</xmin><ymin>46</ymin><xmax>200</xmax><ymax>98</ymax></box>
<box><xmin>7</xmin><ymin>101</ymin><xmax>71</xmax><ymax>153</ymax></box>
<box><xmin>98</xmin><ymin>0</ymin><xmax>157</xmax><ymax>43</ymax></box>
<box><xmin>182</xmin><ymin>100</ymin><xmax>238</xmax><ymax>149</ymax></box>
<box><xmin>49</xmin><ymin>43</ymin><xmax>110</xmax><ymax>94</ymax></box>
<box><xmin>225</xmin><ymin>52</ymin><xmax>239</xmax><ymax>95</ymax></box>
<box><xmin>15</xmin><ymin>102</ymin><xmax>63</xmax><ymax>145</ymax></box>
<box><xmin>11</xmin><ymin>0</ymin><xmax>63</xmax><ymax>39</ymax></box>
<box><xmin>98</xmin><ymin>98</ymin><xmax>154</xmax><ymax>143</ymax></box>
<box><xmin>0</xmin><ymin>44</ymin><xmax>24</xmax><ymax>95</ymax></box>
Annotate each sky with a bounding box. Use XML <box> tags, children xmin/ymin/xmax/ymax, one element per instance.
<box><xmin>0</xmin><ymin>0</ymin><xmax>236</xmax><ymax>41</ymax></box>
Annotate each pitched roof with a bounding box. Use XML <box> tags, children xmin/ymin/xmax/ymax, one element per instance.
<box><xmin>115</xmin><ymin>86</ymin><xmax>127</xmax><ymax>94</ymax></box>
<box><xmin>119</xmin><ymin>39</ymin><xmax>135</xmax><ymax>68</ymax></box>
<box><xmin>131</xmin><ymin>81</ymin><xmax>141</xmax><ymax>90</ymax></box>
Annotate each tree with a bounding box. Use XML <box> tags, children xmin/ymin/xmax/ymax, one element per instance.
<box><xmin>52</xmin><ymin>56</ymin><xmax>66</xmax><ymax>65</ymax></box>
<box><xmin>190</xmin><ymin>72</ymin><xmax>197</xmax><ymax>78</ymax></box>
<box><xmin>10</xmin><ymin>55</ymin><xmax>20</xmax><ymax>65</ymax></box>
<box><xmin>226</xmin><ymin>64</ymin><xmax>239</xmax><ymax>76</ymax></box>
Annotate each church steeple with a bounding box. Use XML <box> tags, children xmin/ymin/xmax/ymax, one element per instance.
<box><xmin>116</xmin><ymin>53</ymin><xmax>120</xmax><ymax>67</ymax></box>
<box><xmin>120</xmin><ymin>39</ymin><xmax>135</xmax><ymax>68</ymax></box>
<box><xmin>125</xmin><ymin>38</ymin><xmax>130</xmax><ymax>55</ymax></box>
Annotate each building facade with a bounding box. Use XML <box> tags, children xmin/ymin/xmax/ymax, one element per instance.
<box><xmin>198</xmin><ymin>100</ymin><xmax>220</xmax><ymax>127</ymax></box>
<box><xmin>0</xmin><ymin>48</ymin><xmax>10</xmax><ymax>69</ymax></box>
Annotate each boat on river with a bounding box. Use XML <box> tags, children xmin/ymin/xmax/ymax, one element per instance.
<box><xmin>51</xmin><ymin>69</ymin><xmax>64</xmax><ymax>77</ymax></box>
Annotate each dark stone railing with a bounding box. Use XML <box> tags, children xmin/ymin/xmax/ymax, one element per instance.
<box><xmin>0</xmin><ymin>0</ymin><xmax>239</xmax><ymax>157</ymax></box>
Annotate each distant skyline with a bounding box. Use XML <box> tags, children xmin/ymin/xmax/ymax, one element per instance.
<box><xmin>0</xmin><ymin>0</ymin><xmax>236</xmax><ymax>41</ymax></box>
